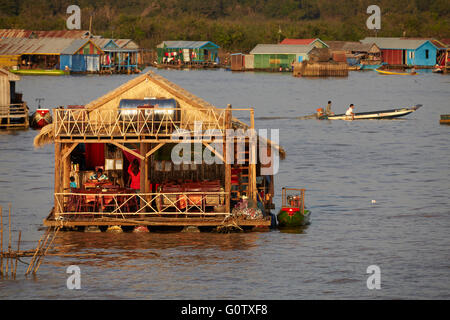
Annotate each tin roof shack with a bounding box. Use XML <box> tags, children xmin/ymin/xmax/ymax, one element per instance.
<box><xmin>156</xmin><ymin>41</ymin><xmax>220</xmax><ymax>67</ymax></box>
<box><xmin>92</xmin><ymin>38</ymin><xmax>140</xmax><ymax>74</ymax></box>
<box><xmin>0</xmin><ymin>68</ymin><xmax>28</xmax><ymax>129</ymax></box>
<box><xmin>230</xmin><ymin>53</ymin><xmax>245</xmax><ymax>71</ymax></box>
<box><xmin>0</xmin><ymin>37</ymin><xmax>77</xmax><ymax>72</ymax></box>
<box><xmin>35</xmin><ymin>71</ymin><xmax>285</xmax><ymax>231</ymax></box>
<box><xmin>281</xmin><ymin>38</ymin><xmax>329</xmax><ymax>49</ymax></box>
<box><xmin>293</xmin><ymin>48</ymin><xmax>348</xmax><ymax>77</ymax></box>
<box><xmin>249</xmin><ymin>44</ymin><xmax>314</xmax><ymax>71</ymax></box>
<box><xmin>60</xmin><ymin>39</ymin><xmax>104</xmax><ymax>73</ymax></box>
<box><xmin>361</xmin><ymin>37</ymin><xmax>444</xmax><ymax>67</ymax></box>
<box><xmin>326</xmin><ymin>41</ymin><xmax>381</xmax><ymax>66</ymax></box>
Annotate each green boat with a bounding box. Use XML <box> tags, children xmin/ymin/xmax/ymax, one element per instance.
<box><xmin>10</xmin><ymin>69</ymin><xmax>69</xmax><ymax>76</ymax></box>
<box><xmin>277</xmin><ymin>187</ymin><xmax>311</xmax><ymax>227</ymax></box>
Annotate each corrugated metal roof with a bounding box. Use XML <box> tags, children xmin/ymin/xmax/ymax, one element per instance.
<box><xmin>361</xmin><ymin>37</ymin><xmax>432</xmax><ymax>50</ymax></box>
<box><xmin>158</xmin><ymin>41</ymin><xmax>219</xmax><ymax>49</ymax></box>
<box><xmin>92</xmin><ymin>38</ymin><xmax>118</xmax><ymax>49</ymax></box>
<box><xmin>0</xmin><ymin>38</ymin><xmax>79</xmax><ymax>55</ymax></box>
<box><xmin>250</xmin><ymin>44</ymin><xmax>314</xmax><ymax>55</ymax></box>
<box><xmin>60</xmin><ymin>39</ymin><xmax>91</xmax><ymax>54</ymax></box>
<box><xmin>115</xmin><ymin>39</ymin><xmax>139</xmax><ymax>49</ymax></box>
<box><xmin>0</xmin><ymin>29</ymin><xmax>35</xmax><ymax>39</ymax></box>
<box><xmin>280</xmin><ymin>38</ymin><xmax>316</xmax><ymax>45</ymax></box>
<box><xmin>0</xmin><ymin>68</ymin><xmax>20</xmax><ymax>81</ymax></box>
<box><xmin>36</xmin><ymin>30</ymin><xmax>91</xmax><ymax>38</ymax></box>
<box><xmin>0</xmin><ymin>29</ymin><xmax>90</xmax><ymax>39</ymax></box>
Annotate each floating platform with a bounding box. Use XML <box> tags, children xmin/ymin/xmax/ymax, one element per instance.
<box><xmin>43</xmin><ymin>215</ymin><xmax>271</xmax><ymax>229</ymax></box>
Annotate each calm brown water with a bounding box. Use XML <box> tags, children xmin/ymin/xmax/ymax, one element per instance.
<box><xmin>0</xmin><ymin>68</ymin><xmax>449</xmax><ymax>299</ymax></box>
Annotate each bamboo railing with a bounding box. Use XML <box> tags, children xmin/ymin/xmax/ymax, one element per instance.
<box><xmin>54</xmin><ymin>191</ymin><xmax>229</xmax><ymax>217</ymax></box>
<box><xmin>53</xmin><ymin>107</ymin><xmax>254</xmax><ymax>139</ymax></box>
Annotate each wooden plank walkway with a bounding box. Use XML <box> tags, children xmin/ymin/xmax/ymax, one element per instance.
<box><xmin>0</xmin><ymin>104</ymin><xmax>29</xmax><ymax>129</ymax></box>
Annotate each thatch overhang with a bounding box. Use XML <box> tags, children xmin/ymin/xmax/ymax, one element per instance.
<box><xmin>34</xmin><ymin>70</ymin><xmax>286</xmax><ymax>160</ymax></box>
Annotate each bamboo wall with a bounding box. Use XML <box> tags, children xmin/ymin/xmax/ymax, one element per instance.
<box><xmin>293</xmin><ymin>61</ymin><xmax>348</xmax><ymax>77</ymax></box>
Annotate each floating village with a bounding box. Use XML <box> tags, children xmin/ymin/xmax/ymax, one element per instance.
<box><xmin>0</xmin><ymin>25</ymin><xmax>449</xmax><ymax>278</ymax></box>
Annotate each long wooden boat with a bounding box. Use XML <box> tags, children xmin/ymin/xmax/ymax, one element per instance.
<box><xmin>440</xmin><ymin>114</ymin><xmax>450</xmax><ymax>125</ymax></box>
<box><xmin>323</xmin><ymin>105</ymin><xmax>422</xmax><ymax>120</ymax></box>
<box><xmin>277</xmin><ymin>188</ymin><xmax>310</xmax><ymax>227</ymax></box>
<box><xmin>374</xmin><ymin>68</ymin><xmax>418</xmax><ymax>75</ymax></box>
<box><xmin>10</xmin><ymin>69</ymin><xmax>68</xmax><ymax>76</ymax></box>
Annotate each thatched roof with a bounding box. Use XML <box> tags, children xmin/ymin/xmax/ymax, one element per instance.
<box><xmin>34</xmin><ymin>70</ymin><xmax>286</xmax><ymax>159</ymax></box>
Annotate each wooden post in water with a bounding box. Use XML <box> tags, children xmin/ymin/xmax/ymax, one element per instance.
<box><xmin>13</xmin><ymin>231</ymin><xmax>21</xmax><ymax>279</ymax></box>
<box><xmin>249</xmin><ymin>108</ymin><xmax>257</xmax><ymax>203</ymax></box>
<box><xmin>54</xmin><ymin>142</ymin><xmax>61</xmax><ymax>218</ymax></box>
<box><xmin>0</xmin><ymin>205</ymin><xmax>3</xmax><ymax>277</ymax></box>
<box><xmin>224</xmin><ymin>104</ymin><xmax>232</xmax><ymax>212</ymax></box>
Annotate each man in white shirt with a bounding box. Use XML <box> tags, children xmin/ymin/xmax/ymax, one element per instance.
<box><xmin>345</xmin><ymin>104</ymin><xmax>355</xmax><ymax>120</ymax></box>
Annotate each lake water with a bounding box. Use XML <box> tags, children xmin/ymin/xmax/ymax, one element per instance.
<box><xmin>0</xmin><ymin>68</ymin><xmax>449</xmax><ymax>299</ymax></box>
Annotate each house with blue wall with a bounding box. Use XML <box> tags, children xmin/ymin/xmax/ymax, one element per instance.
<box><xmin>60</xmin><ymin>39</ymin><xmax>103</xmax><ymax>72</ymax></box>
<box><xmin>361</xmin><ymin>37</ymin><xmax>445</xmax><ymax>67</ymax></box>
<box><xmin>156</xmin><ymin>41</ymin><xmax>220</xmax><ymax>64</ymax></box>
<box><xmin>92</xmin><ymin>38</ymin><xmax>139</xmax><ymax>73</ymax></box>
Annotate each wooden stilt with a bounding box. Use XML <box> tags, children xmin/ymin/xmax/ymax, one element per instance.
<box><xmin>6</xmin><ymin>203</ymin><xmax>11</xmax><ymax>275</ymax></box>
<box><xmin>225</xmin><ymin>104</ymin><xmax>232</xmax><ymax>212</ymax></box>
<box><xmin>0</xmin><ymin>205</ymin><xmax>3</xmax><ymax>277</ymax></box>
<box><xmin>249</xmin><ymin>109</ymin><xmax>257</xmax><ymax>203</ymax></box>
<box><xmin>13</xmin><ymin>231</ymin><xmax>21</xmax><ymax>279</ymax></box>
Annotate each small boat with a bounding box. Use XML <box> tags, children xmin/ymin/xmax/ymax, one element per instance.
<box><xmin>10</xmin><ymin>69</ymin><xmax>68</xmax><ymax>76</ymax></box>
<box><xmin>375</xmin><ymin>68</ymin><xmax>418</xmax><ymax>75</ymax></box>
<box><xmin>323</xmin><ymin>104</ymin><xmax>422</xmax><ymax>120</ymax></box>
<box><xmin>440</xmin><ymin>115</ymin><xmax>450</xmax><ymax>125</ymax></box>
<box><xmin>30</xmin><ymin>109</ymin><xmax>52</xmax><ymax>129</ymax></box>
<box><xmin>357</xmin><ymin>62</ymin><xmax>386</xmax><ymax>70</ymax></box>
<box><xmin>277</xmin><ymin>188</ymin><xmax>311</xmax><ymax>228</ymax></box>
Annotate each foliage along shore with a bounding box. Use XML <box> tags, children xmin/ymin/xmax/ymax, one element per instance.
<box><xmin>0</xmin><ymin>0</ymin><xmax>448</xmax><ymax>52</ymax></box>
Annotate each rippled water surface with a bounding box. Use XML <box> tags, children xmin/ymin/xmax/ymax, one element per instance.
<box><xmin>0</xmin><ymin>68</ymin><xmax>449</xmax><ymax>299</ymax></box>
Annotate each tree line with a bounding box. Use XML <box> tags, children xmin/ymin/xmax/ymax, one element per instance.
<box><xmin>0</xmin><ymin>0</ymin><xmax>448</xmax><ymax>51</ymax></box>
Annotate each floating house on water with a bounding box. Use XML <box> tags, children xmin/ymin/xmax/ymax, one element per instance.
<box><xmin>0</xmin><ymin>37</ymin><xmax>76</xmax><ymax>74</ymax></box>
<box><xmin>156</xmin><ymin>41</ymin><xmax>220</xmax><ymax>66</ymax></box>
<box><xmin>60</xmin><ymin>39</ymin><xmax>104</xmax><ymax>73</ymax></box>
<box><xmin>35</xmin><ymin>71</ymin><xmax>284</xmax><ymax>231</ymax></box>
<box><xmin>249</xmin><ymin>44</ymin><xmax>314</xmax><ymax>70</ymax></box>
<box><xmin>0</xmin><ymin>68</ymin><xmax>28</xmax><ymax>129</ymax></box>
<box><xmin>326</xmin><ymin>41</ymin><xmax>382</xmax><ymax>68</ymax></box>
<box><xmin>92</xmin><ymin>38</ymin><xmax>140</xmax><ymax>74</ymax></box>
<box><xmin>361</xmin><ymin>37</ymin><xmax>446</xmax><ymax>67</ymax></box>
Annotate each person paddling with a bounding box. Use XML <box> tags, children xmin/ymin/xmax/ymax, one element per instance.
<box><xmin>345</xmin><ymin>104</ymin><xmax>355</xmax><ymax>120</ymax></box>
<box><xmin>325</xmin><ymin>100</ymin><xmax>334</xmax><ymax>116</ymax></box>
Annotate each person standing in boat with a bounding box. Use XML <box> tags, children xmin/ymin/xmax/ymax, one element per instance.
<box><xmin>325</xmin><ymin>101</ymin><xmax>334</xmax><ymax>116</ymax></box>
<box><xmin>345</xmin><ymin>104</ymin><xmax>355</xmax><ymax>120</ymax></box>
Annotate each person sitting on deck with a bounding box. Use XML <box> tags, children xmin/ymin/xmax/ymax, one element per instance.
<box><xmin>69</xmin><ymin>176</ymin><xmax>77</xmax><ymax>188</ymax></box>
<box><xmin>128</xmin><ymin>159</ymin><xmax>141</xmax><ymax>192</ymax></box>
<box><xmin>89</xmin><ymin>168</ymin><xmax>108</xmax><ymax>181</ymax></box>
<box><xmin>345</xmin><ymin>104</ymin><xmax>355</xmax><ymax>120</ymax></box>
<box><xmin>325</xmin><ymin>101</ymin><xmax>334</xmax><ymax>116</ymax></box>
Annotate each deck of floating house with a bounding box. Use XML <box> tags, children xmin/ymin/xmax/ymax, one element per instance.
<box><xmin>36</xmin><ymin>71</ymin><xmax>284</xmax><ymax>230</ymax></box>
<box><xmin>0</xmin><ymin>68</ymin><xmax>28</xmax><ymax>129</ymax></box>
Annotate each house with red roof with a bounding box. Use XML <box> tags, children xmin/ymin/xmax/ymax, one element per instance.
<box><xmin>280</xmin><ymin>38</ymin><xmax>329</xmax><ymax>48</ymax></box>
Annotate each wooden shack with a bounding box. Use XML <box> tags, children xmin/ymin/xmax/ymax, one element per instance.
<box><xmin>293</xmin><ymin>48</ymin><xmax>348</xmax><ymax>77</ymax></box>
<box><xmin>35</xmin><ymin>71</ymin><xmax>285</xmax><ymax>231</ymax></box>
<box><xmin>0</xmin><ymin>68</ymin><xmax>28</xmax><ymax>129</ymax></box>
